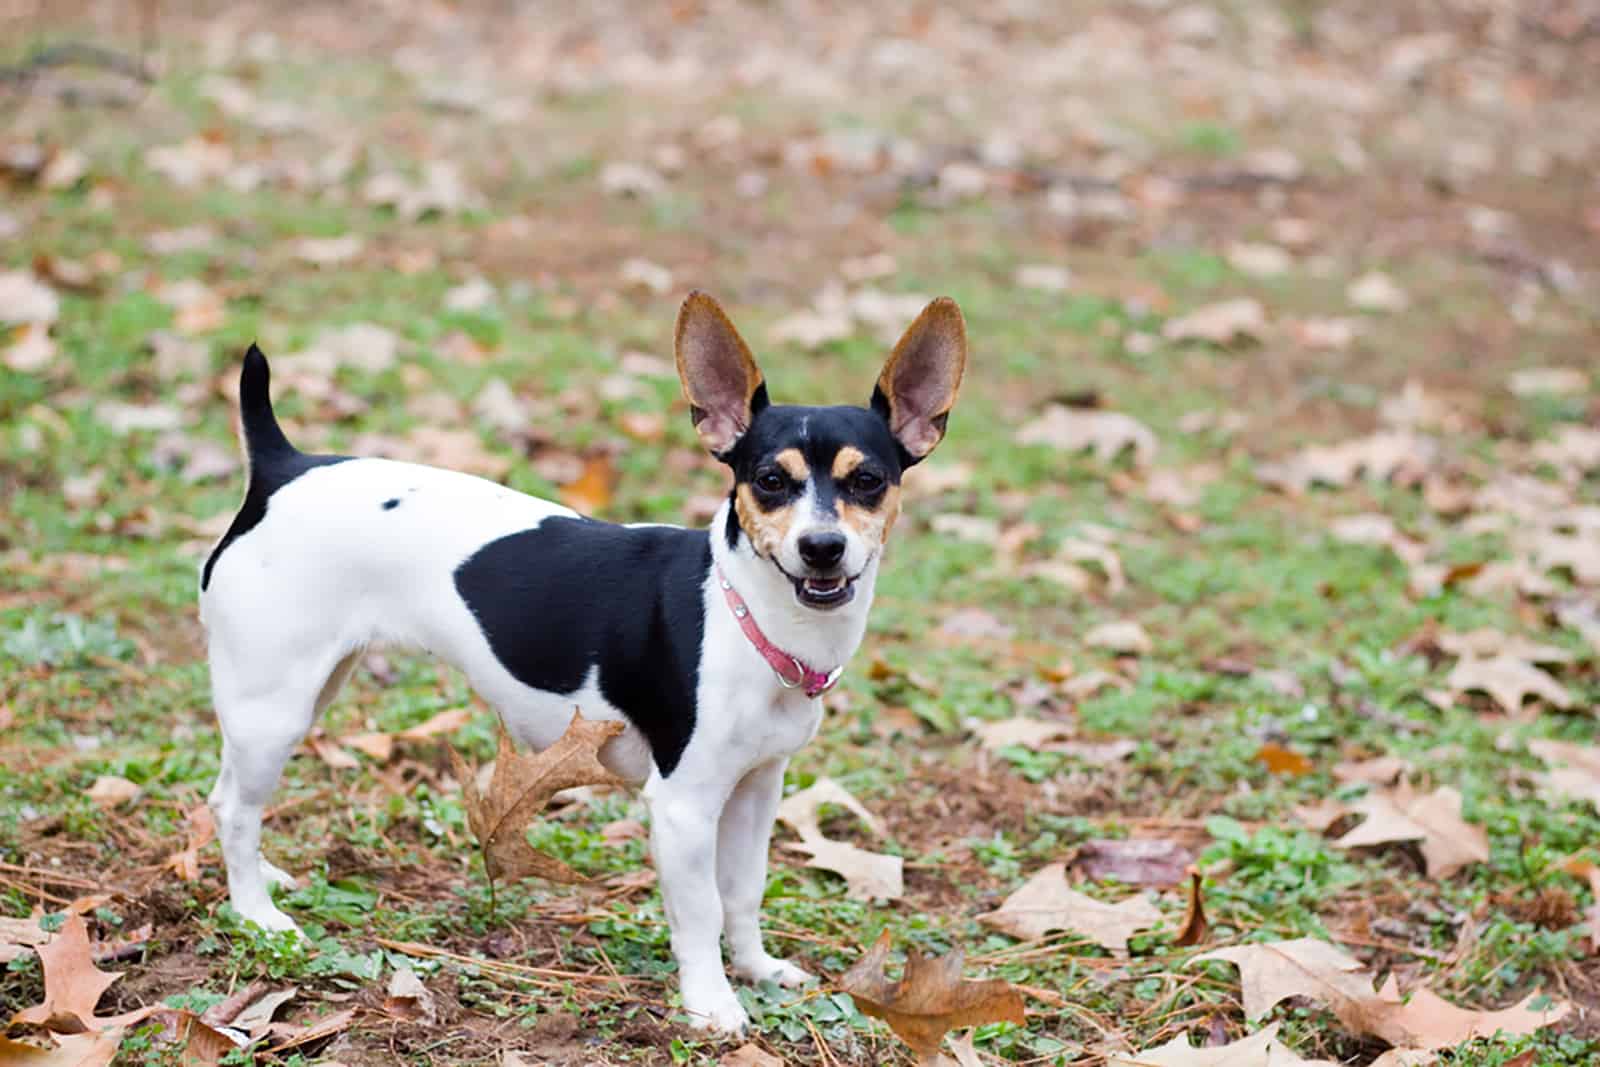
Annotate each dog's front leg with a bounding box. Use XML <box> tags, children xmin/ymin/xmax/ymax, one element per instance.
<box><xmin>719</xmin><ymin>759</ymin><xmax>812</xmax><ymax>987</ymax></box>
<box><xmin>650</xmin><ymin>785</ymin><xmax>748</xmax><ymax>1033</ymax></box>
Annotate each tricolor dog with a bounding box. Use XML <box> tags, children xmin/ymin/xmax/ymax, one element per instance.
<box><xmin>199</xmin><ymin>291</ymin><xmax>967</xmax><ymax>1032</ymax></box>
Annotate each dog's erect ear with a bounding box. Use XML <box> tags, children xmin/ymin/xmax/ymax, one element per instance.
<box><xmin>675</xmin><ymin>291</ymin><xmax>767</xmax><ymax>457</ymax></box>
<box><xmin>872</xmin><ymin>297</ymin><xmax>967</xmax><ymax>466</ymax></box>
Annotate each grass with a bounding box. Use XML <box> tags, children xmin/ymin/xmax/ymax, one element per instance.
<box><xmin>3</xmin><ymin>2</ymin><xmax>1599</xmax><ymax>1064</ymax></box>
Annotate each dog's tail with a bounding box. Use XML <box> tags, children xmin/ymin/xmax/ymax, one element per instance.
<box><xmin>239</xmin><ymin>343</ymin><xmax>296</xmax><ymax>463</ymax></box>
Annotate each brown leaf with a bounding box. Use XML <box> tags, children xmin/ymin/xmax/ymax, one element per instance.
<box><xmin>1333</xmin><ymin>785</ymin><xmax>1488</xmax><ymax>878</ymax></box>
<box><xmin>341</xmin><ymin>732</ymin><xmax>395</xmax><ymax>762</ymax></box>
<box><xmin>397</xmin><ymin>706</ymin><xmax>473</xmax><ymax>741</ymax></box>
<box><xmin>839</xmin><ymin>931</ymin><xmax>1025</xmax><ymax>1061</ymax></box>
<box><xmin>15</xmin><ymin>914</ymin><xmax>123</xmax><ymax>1029</ymax></box>
<box><xmin>559</xmin><ymin>455</ymin><xmax>615</xmax><ymax>515</ymax></box>
<box><xmin>971</xmin><ymin>717</ymin><xmax>1073</xmax><ymax>752</ymax></box>
<box><xmin>775</xmin><ymin>779</ymin><xmax>886</xmax><ymax>842</ymax></box>
<box><xmin>720</xmin><ymin>1044</ymin><xmax>785</xmax><ymax>1067</ymax></box>
<box><xmin>163</xmin><ymin>803</ymin><xmax>216</xmax><ymax>883</ymax></box>
<box><xmin>1253</xmin><ymin>743</ymin><xmax>1313</xmax><ymax>776</ymax></box>
<box><xmin>85</xmin><ymin>776</ymin><xmax>141</xmax><ymax>809</ymax></box>
<box><xmin>0</xmin><ymin>1030</ymin><xmax>122</xmax><ymax>1066</ymax></box>
<box><xmin>1108</xmin><ymin>1022</ymin><xmax>1338</xmax><ymax>1066</ymax></box>
<box><xmin>1332</xmin><ymin>756</ymin><xmax>1412</xmax><ymax>786</ymax></box>
<box><xmin>1447</xmin><ymin>654</ymin><xmax>1571</xmax><ymax>714</ymax></box>
<box><xmin>1351</xmin><ymin>976</ymin><xmax>1568</xmax><ymax>1052</ymax></box>
<box><xmin>384</xmin><ymin>966</ymin><xmax>437</xmax><ymax>1023</ymax></box>
<box><xmin>1530</xmin><ymin>740</ymin><xmax>1600</xmax><ymax>814</ymax></box>
<box><xmin>1174</xmin><ymin>869</ymin><xmax>1209</xmax><ymax>947</ymax></box>
<box><xmin>306</xmin><ymin>735</ymin><xmax>359</xmax><ymax>770</ymax></box>
<box><xmin>1076</xmin><ymin>839</ymin><xmax>1195</xmax><ymax>888</ymax></box>
<box><xmin>783</xmin><ymin>838</ymin><xmax>904</xmax><ymax>900</ymax></box>
<box><xmin>1084</xmin><ymin>620</ymin><xmax>1152</xmax><ymax>655</ymax></box>
<box><xmin>1191</xmin><ymin>938</ymin><xmax>1372</xmax><ymax>1019</ymax></box>
<box><xmin>1163</xmin><ymin>298</ymin><xmax>1267</xmax><ymax>345</ymax></box>
<box><xmin>0</xmin><ymin>914</ymin><xmax>50</xmax><ymax>964</ymax></box>
<box><xmin>979</xmin><ymin>863</ymin><xmax>1162</xmax><ymax>956</ymax></box>
<box><xmin>265</xmin><ymin>1007</ymin><xmax>358</xmax><ymax>1053</ymax></box>
<box><xmin>450</xmin><ymin>712</ymin><xmax>628</xmax><ymax>887</ymax></box>
<box><xmin>1016</xmin><ymin>407</ymin><xmax>1158</xmax><ymax>466</ymax></box>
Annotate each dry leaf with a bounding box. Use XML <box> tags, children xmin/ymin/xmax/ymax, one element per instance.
<box><xmin>1354</xmin><ymin>977</ymin><xmax>1568</xmax><ymax>1053</ymax></box>
<box><xmin>1163</xmin><ymin>298</ymin><xmax>1266</xmax><ymax>345</ymax></box>
<box><xmin>0</xmin><ymin>1030</ymin><xmax>122</xmax><ymax>1067</ymax></box>
<box><xmin>223</xmin><ymin>986</ymin><xmax>298</xmax><ymax>1040</ymax></box>
<box><xmin>342</xmin><ymin>732</ymin><xmax>395</xmax><ymax>761</ymax></box>
<box><xmin>1529</xmin><ymin>739</ymin><xmax>1600</xmax><ymax>813</ymax></box>
<box><xmin>979</xmin><ymin>863</ymin><xmax>1162</xmax><ymax>956</ymax></box>
<box><xmin>291</xmin><ymin>235</ymin><xmax>364</xmax><ymax>265</ymax></box>
<box><xmin>1347</xmin><ymin>272</ymin><xmax>1409</xmax><ymax>312</ymax></box>
<box><xmin>720</xmin><ymin>1044</ymin><xmax>785</xmax><ymax>1067</ymax></box>
<box><xmin>1085</xmin><ymin>621</ymin><xmax>1151</xmax><ymax>655</ymax></box>
<box><xmin>559</xmin><ymin>455</ymin><xmax>615</xmax><ymax>515</ymax></box>
<box><xmin>449</xmin><ymin>712</ymin><xmax>628</xmax><ymax>887</ymax></box>
<box><xmin>4</xmin><ymin>323</ymin><xmax>57</xmax><ymax>373</ymax></box>
<box><xmin>1253</xmin><ymin>743</ymin><xmax>1313</xmax><ymax>776</ymax></box>
<box><xmin>776</xmin><ymin>778</ymin><xmax>886</xmax><ymax>841</ymax></box>
<box><xmin>15</xmin><ymin>913</ymin><xmax>123</xmax><ymax>1028</ymax></box>
<box><xmin>1257</xmin><ymin>433</ymin><xmax>1434</xmax><ymax>494</ymax></box>
<box><xmin>1447</xmin><ymin>654</ymin><xmax>1571</xmax><ymax>714</ymax></box>
<box><xmin>971</xmin><ymin>718</ymin><xmax>1073</xmax><ymax>752</ymax></box>
<box><xmin>1016</xmin><ymin>407</ymin><xmax>1158</xmax><ymax>466</ymax></box>
<box><xmin>0</xmin><ymin>269</ymin><xmax>61</xmax><ymax>324</ymax></box>
<box><xmin>1330</xmin><ymin>785</ymin><xmax>1488</xmax><ymax>878</ymax></box>
<box><xmin>385</xmin><ymin>966</ymin><xmax>437</xmax><ymax>1023</ymax></box>
<box><xmin>1076</xmin><ymin>839</ymin><xmax>1195</xmax><ymax>888</ymax></box>
<box><xmin>0</xmin><ymin>914</ymin><xmax>49</xmax><ymax>964</ymax></box>
<box><xmin>163</xmin><ymin>803</ymin><xmax>216</xmax><ymax>883</ymax></box>
<box><xmin>266</xmin><ymin>1007</ymin><xmax>358</xmax><ymax>1053</ymax></box>
<box><xmin>85</xmin><ymin>776</ymin><xmax>141</xmax><ymax>809</ymax></box>
<box><xmin>784</xmin><ymin>837</ymin><xmax>904</xmax><ymax>900</ymax></box>
<box><xmin>1174</xmin><ymin>869</ymin><xmax>1209</xmax><ymax>947</ymax></box>
<box><xmin>1438</xmin><ymin>629</ymin><xmax>1574</xmax><ymax>664</ymax></box>
<box><xmin>840</xmin><ymin>931</ymin><xmax>1025</xmax><ymax>1062</ymax></box>
<box><xmin>1332</xmin><ymin>756</ymin><xmax>1412</xmax><ymax>786</ymax></box>
<box><xmin>1108</xmin><ymin>1022</ymin><xmax>1337</xmax><ymax>1066</ymax></box>
<box><xmin>398</xmin><ymin>706</ymin><xmax>473</xmax><ymax>741</ymax></box>
<box><xmin>1192</xmin><ymin>938</ymin><xmax>1372</xmax><ymax>1020</ymax></box>
<box><xmin>1508</xmin><ymin>367</ymin><xmax>1588</xmax><ymax>397</ymax></box>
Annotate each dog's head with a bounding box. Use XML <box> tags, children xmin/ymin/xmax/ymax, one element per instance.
<box><xmin>676</xmin><ymin>291</ymin><xmax>966</xmax><ymax>611</ymax></box>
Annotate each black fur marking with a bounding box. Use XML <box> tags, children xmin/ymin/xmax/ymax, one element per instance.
<box><xmin>725</xmin><ymin>401</ymin><xmax>906</xmax><ymax>522</ymax></box>
<box><xmin>202</xmin><ymin>345</ymin><xmax>349</xmax><ymax>590</ymax></box>
<box><xmin>723</xmin><ymin>491</ymin><xmax>742</xmax><ymax>551</ymax></box>
<box><xmin>382</xmin><ymin>498</ymin><xmax>401</xmax><ymax>510</ymax></box>
<box><xmin>453</xmin><ymin>517</ymin><xmax>711</xmax><ymax>778</ymax></box>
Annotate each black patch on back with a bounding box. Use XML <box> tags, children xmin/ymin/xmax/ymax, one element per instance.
<box><xmin>200</xmin><ymin>450</ymin><xmax>349</xmax><ymax>590</ymax></box>
<box><xmin>453</xmin><ymin>517</ymin><xmax>711</xmax><ymax>778</ymax></box>
<box><xmin>382</xmin><ymin>497</ymin><xmax>400</xmax><ymax>510</ymax></box>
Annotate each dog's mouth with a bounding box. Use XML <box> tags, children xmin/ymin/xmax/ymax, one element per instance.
<box><xmin>775</xmin><ymin>563</ymin><xmax>859</xmax><ymax>610</ymax></box>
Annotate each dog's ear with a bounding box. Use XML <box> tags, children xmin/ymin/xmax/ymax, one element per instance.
<box><xmin>675</xmin><ymin>291</ymin><xmax>768</xmax><ymax>458</ymax></box>
<box><xmin>871</xmin><ymin>297</ymin><xmax>967</xmax><ymax>466</ymax></box>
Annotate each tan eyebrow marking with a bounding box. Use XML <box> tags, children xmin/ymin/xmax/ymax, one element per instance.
<box><xmin>832</xmin><ymin>446</ymin><xmax>866</xmax><ymax>480</ymax></box>
<box><xmin>775</xmin><ymin>448</ymin><xmax>810</xmax><ymax>482</ymax></box>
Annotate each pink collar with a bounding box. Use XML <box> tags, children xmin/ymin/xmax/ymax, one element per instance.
<box><xmin>716</xmin><ymin>565</ymin><xmax>843</xmax><ymax>698</ymax></box>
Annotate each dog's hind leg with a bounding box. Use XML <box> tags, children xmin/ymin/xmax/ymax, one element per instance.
<box><xmin>718</xmin><ymin>759</ymin><xmax>812</xmax><ymax>987</ymax></box>
<box><xmin>207</xmin><ymin>647</ymin><xmax>353</xmax><ymax>932</ymax></box>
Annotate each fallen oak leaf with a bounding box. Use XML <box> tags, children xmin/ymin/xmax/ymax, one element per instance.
<box><xmin>163</xmin><ymin>803</ymin><xmax>216</xmax><ymax>883</ymax></box>
<box><xmin>1529</xmin><ymin>739</ymin><xmax>1600</xmax><ymax>814</ymax></box>
<box><xmin>1015</xmin><ymin>406</ymin><xmax>1158</xmax><ymax>466</ymax></box>
<box><xmin>14</xmin><ymin>913</ymin><xmax>123</xmax><ymax>1030</ymax></box>
<box><xmin>1332</xmin><ymin>785</ymin><xmax>1488</xmax><ymax>878</ymax></box>
<box><xmin>85</xmin><ymin>776</ymin><xmax>140</xmax><ymax>809</ymax></box>
<box><xmin>979</xmin><ymin>863</ymin><xmax>1162</xmax><ymax>956</ymax></box>
<box><xmin>782</xmin><ymin>837</ymin><xmax>904</xmax><ymax>901</ymax></box>
<box><xmin>0</xmin><ymin>914</ymin><xmax>49</xmax><ymax>964</ymax></box>
<box><xmin>448</xmin><ymin>712</ymin><xmax>628</xmax><ymax>890</ymax></box>
<box><xmin>775</xmin><ymin>778</ymin><xmax>886</xmax><ymax>841</ymax></box>
<box><xmin>265</xmin><ymin>1007</ymin><xmax>358</xmax><ymax>1054</ymax></box>
<box><xmin>1446</xmin><ymin>654</ymin><xmax>1571</xmax><ymax>715</ymax></box>
<box><xmin>1191</xmin><ymin>937</ymin><xmax>1373</xmax><ymax>1020</ymax></box>
<box><xmin>839</xmin><ymin>930</ymin><xmax>1024</xmax><ymax>1064</ymax></box>
<box><xmin>0</xmin><ymin>1029</ymin><xmax>123</xmax><ymax>1067</ymax></box>
<box><xmin>1350</xmin><ymin>976</ymin><xmax>1569</xmax><ymax>1053</ymax></box>
<box><xmin>397</xmin><ymin>705</ymin><xmax>473</xmax><ymax>741</ymax></box>
<box><xmin>1253</xmin><ymin>742</ymin><xmax>1313</xmax><ymax>776</ymax></box>
<box><xmin>1107</xmin><ymin>1022</ymin><xmax>1338</xmax><ymax>1066</ymax></box>
<box><xmin>970</xmin><ymin>717</ymin><xmax>1073</xmax><ymax>752</ymax></box>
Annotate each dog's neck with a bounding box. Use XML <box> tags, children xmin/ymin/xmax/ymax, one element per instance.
<box><xmin>708</xmin><ymin>497</ymin><xmax>877</xmax><ymax>677</ymax></box>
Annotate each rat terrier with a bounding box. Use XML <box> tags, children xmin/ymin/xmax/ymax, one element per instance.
<box><xmin>199</xmin><ymin>291</ymin><xmax>967</xmax><ymax>1032</ymax></box>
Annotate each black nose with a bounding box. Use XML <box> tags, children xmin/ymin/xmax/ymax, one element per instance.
<box><xmin>797</xmin><ymin>532</ymin><xmax>847</xmax><ymax>569</ymax></box>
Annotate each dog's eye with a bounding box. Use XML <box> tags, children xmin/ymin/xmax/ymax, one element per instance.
<box><xmin>754</xmin><ymin>471</ymin><xmax>786</xmax><ymax>494</ymax></box>
<box><xmin>849</xmin><ymin>470</ymin><xmax>884</xmax><ymax>494</ymax></box>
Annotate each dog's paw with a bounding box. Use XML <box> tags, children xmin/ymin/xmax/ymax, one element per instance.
<box><xmin>682</xmin><ymin>985</ymin><xmax>749</xmax><ymax>1036</ymax></box>
<box><xmin>259</xmin><ymin>858</ymin><xmax>300</xmax><ymax>891</ymax></box>
<box><xmin>236</xmin><ymin>903</ymin><xmax>304</xmax><ymax>936</ymax></box>
<box><xmin>734</xmin><ymin>953</ymin><xmax>814</xmax><ymax>988</ymax></box>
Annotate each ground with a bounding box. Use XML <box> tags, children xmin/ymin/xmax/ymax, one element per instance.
<box><xmin>2</xmin><ymin>1</ymin><xmax>1600</xmax><ymax>1065</ymax></box>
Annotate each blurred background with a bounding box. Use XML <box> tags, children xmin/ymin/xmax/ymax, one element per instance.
<box><xmin>3</xmin><ymin>3</ymin><xmax>1599</xmax><ymax>1065</ymax></box>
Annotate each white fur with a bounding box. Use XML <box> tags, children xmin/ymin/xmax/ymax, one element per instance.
<box><xmin>201</xmin><ymin>461</ymin><xmax>874</xmax><ymax>1033</ymax></box>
